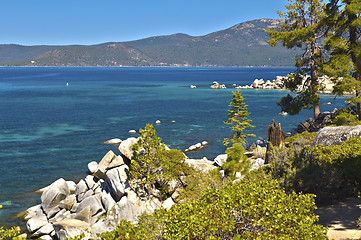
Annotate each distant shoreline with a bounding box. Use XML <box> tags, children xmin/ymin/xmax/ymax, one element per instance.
<box><xmin>0</xmin><ymin>65</ymin><xmax>295</xmax><ymax>68</ymax></box>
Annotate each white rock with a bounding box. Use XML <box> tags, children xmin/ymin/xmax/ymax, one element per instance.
<box><xmin>41</xmin><ymin>178</ymin><xmax>70</xmax><ymax>214</ymax></box>
<box><xmin>201</xmin><ymin>141</ymin><xmax>208</xmax><ymax>146</ymax></box>
<box><xmin>107</xmin><ymin>155</ymin><xmax>125</xmax><ymax>169</ymax></box>
<box><xmin>155</xmin><ymin>120</ymin><xmax>161</xmax><ymax>124</ymax></box>
<box><xmin>143</xmin><ymin>198</ymin><xmax>162</xmax><ymax>215</ymax></box>
<box><xmin>188</xmin><ymin>145</ymin><xmax>197</xmax><ymax>151</ymax></box>
<box><xmin>75</xmin><ymin>180</ymin><xmax>88</xmax><ymax>202</ymax></box>
<box><xmin>87</xmin><ymin>161</ymin><xmax>98</xmax><ymax>174</ymax></box>
<box><xmin>91</xmin><ymin>219</ymin><xmax>112</xmax><ymax>235</ymax></box>
<box><xmin>214</xmin><ymin>154</ymin><xmax>227</xmax><ymax>167</ymax></box>
<box><xmin>103</xmin><ymin>138</ymin><xmax>122</xmax><ymax>145</ymax></box>
<box><xmin>105</xmin><ymin>168</ymin><xmax>126</xmax><ymax>201</ymax></box>
<box><xmin>85</xmin><ymin>175</ymin><xmax>97</xmax><ymax>190</ymax></box>
<box><xmin>101</xmin><ymin>190</ymin><xmax>116</xmax><ymax>212</ymax></box>
<box><xmin>53</xmin><ymin>219</ymin><xmax>91</xmax><ymax>240</ymax></box>
<box><xmin>76</xmin><ymin>194</ymin><xmax>103</xmax><ymax>216</ymax></box>
<box><xmin>128</xmin><ymin>130</ymin><xmax>136</xmax><ymax>134</ymax></box>
<box><xmin>59</xmin><ymin>195</ymin><xmax>76</xmax><ymax>211</ymax></box>
<box><xmin>66</xmin><ymin>181</ymin><xmax>77</xmax><ymax>193</ymax></box>
<box><xmin>185</xmin><ymin>158</ymin><xmax>216</xmax><ymax>172</ymax></box>
<box><xmin>250</xmin><ymin>158</ymin><xmax>265</xmax><ymax>171</ymax></box>
<box><xmin>38</xmin><ymin>235</ymin><xmax>53</xmax><ymax>240</ymax></box>
<box><xmin>195</xmin><ymin>143</ymin><xmax>202</xmax><ymax>148</ymax></box>
<box><xmin>162</xmin><ymin>197</ymin><xmax>175</xmax><ymax>210</ymax></box>
<box><xmin>94</xmin><ymin>150</ymin><xmax>116</xmax><ymax>179</ymax></box>
<box><xmin>32</xmin><ymin>223</ymin><xmax>54</xmax><ymax>237</ymax></box>
<box><xmin>117</xmin><ymin>165</ymin><xmax>129</xmax><ymax>183</ymax></box>
<box><xmin>118</xmin><ymin>137</ymin><xmax>138</xmax><ymax>159</ymax></box>
<box><xmin>26</xmin><ymin>214</ymin><xmax>48</xmax><ymax>232</ymax></box>
<box><xmin>24</xmin><ymin>204</ymin><xmax>41</xmax><ymax>221</ymax></box>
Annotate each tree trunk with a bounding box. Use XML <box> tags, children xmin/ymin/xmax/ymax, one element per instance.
<box><xmin>310</xmin><ymin>40</ymin><xmax>320</xmax><ymax>120</ymax></box>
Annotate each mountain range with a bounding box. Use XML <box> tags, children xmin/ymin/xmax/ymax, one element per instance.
<box><xmin>0</xmin><ymin>19</ymin><xmax>298</xmax><ymax>67</ymax></box>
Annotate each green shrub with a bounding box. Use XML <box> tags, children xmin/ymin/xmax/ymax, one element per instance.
<box><xmin>285</xmin><ymin>131</ymin><xmax>317</xmax><ymax>146</ymax></box>
<box><xmin>223</xmin><ymin>143</ymin><xmax>250</xmax><ymax>179</ymax></box>
<box><xmin>0</xmin><ymin>226</ymin><xmax>21</xmax><ymax>240</ymax></box>
<box><xmin>333</xmin><ymin>111</ymin><xmax>357</xmax><ymax>126</ymax></box>
<box><xmin>311</xmin><ymin>137</ymin><xmax>361</xmax><ymax>190</ymax></box>
<box><xmin>164</xmin><ymin>178</ymin><xmax>327</xmax><ymax>239</ymax></box>
<box><xmin>266</xmin><ymin>136</ymin><xmax>361</xmax><ymax>203</ymax></box>
<box><xmin>97</xmin><ymin>209</ymin><xmax>167</xmax><ymax>240</ymax></box>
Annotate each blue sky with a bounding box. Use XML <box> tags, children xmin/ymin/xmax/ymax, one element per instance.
<box><xmin>1</xmin><ymin>0</ymin><xmax>289</xmax><ymax>45</ymax></box>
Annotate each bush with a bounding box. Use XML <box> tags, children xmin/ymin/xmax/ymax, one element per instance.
<box><xmin>285</xmin><ymin>131</ymin><xmax>317</xmax><ymax>146</ymax></box>
<box><xmin>98</xmin><ymin>178</ymin><xmax>327</xmax><ymax>240</ymax></box>
<box><xmin>333</xmin><ymin>110</ymin><xmax>357</xmax><ymax>126</ymax></box>
<box><xmin>164</xmin><ymin>178</ymin><xmax>327</xmax><ymax>239</ymax></box>
<box><xmin>97</xmin><ymin>209</ymin><xmax>167</xmax><ymax>240</ymax></box>
<box><xmin>0</xmin><ymin>226</ymin><xmax>21</xmax><ymax>240</ymax></box>
<box><xmin>266</xmin><ymin>134</ymin><xmax>361</xmax><ymax>203</ymax></box>
<box><xmin>311</xmin><ymin>137</ymin><xmax>361</xmax><ymax>192</ymax></box>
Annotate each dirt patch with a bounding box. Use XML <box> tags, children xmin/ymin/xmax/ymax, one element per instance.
<box><xmin>315</xmin><ymin>197</ymin><xmax>361</xmax><ymax>240</ymax></box>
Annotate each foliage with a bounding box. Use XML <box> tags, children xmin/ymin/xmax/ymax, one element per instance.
<box><xmin>177</xmin><ymin>167</ymin><xmax>225</xmax><ymax>203</ymax></box>
<box><xmin>311</xmin><ymin>137</ymin><xmax>361</xmax><ymax>189</ymax></box>
<box><xmin>332</xmin><ymin>108</ymin><xmax>358</xmax><ymax>126</ymax></box>
<box><xmin>267</xmin><ymin>133</ymin><xmax>361</xmax><ymax>203</ymax></box>
<box><xmin>130</xmin><ymin>124</ymin><xmax>193</xmax><ymax>199</ymax></box>
<box><xmin>164</xmin><ymin>178</ymin><xmax>328</xmax><ymax>239</ymax></box>
<box><xmin>223</xmin><ymin>143</ymin><xmax>250</xmax><ymax>179</ymax></box>
<box><xmin>97</xmin><ymin>209</ymin><xmax>167</xmax><ymax>240</ymax></box>
<box><xmin>223</xmin><ymin>90</ymin><xmax>255</xmax><ymax>146</ymax></box>
<box><xmin>267</xmin><ymin>0</ymin><xmax>327</xmax><ymax>119</ymax></box>
<box><xmin>0</xmin><ymin>226</ymin><xmax>21</xmax><ymax>240</ymax></box>
<box><xmin>285</xmin><ymin>131</ymin><xmax>317</xmax><ymax>145</ymax></box>
<box><xmin>323</xmin><ymin>0</ymin><xmax>361</xmax><ymax>119</ymax></box>
<box><xmin>250</xmin><ymin>144</ymin><xmax>267</xmax><ymax>159</ymax></box>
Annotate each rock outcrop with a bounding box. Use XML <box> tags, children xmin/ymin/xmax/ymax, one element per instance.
<box><xmin>296</xmin><ymin>111</ymin><xmax>335</xmax><ymax>133</ymax></box>
<box><xmin>23</xmin><ymin>137</ymin><xmax>222</xmax><ymax>240</ymax></box>
<box><xmin>311</xmin><ymin>125</ymin><xmax>361</xmax><ymax>147</ymax></box>
<box><xmin>237</xmin><ymin>75</ymin><xmax>335</xmax><ymax>93</ymax></box>
<box><xmin>23</xmin><ymin>140</ymin><xmax>172</xmax><ymax>240</ymax></box>
<box><xmin>210</xmin><ymin>81</ymin><xmax>226</xmax><ymax>89</ymax></box>
<box><xmin>184</xmin><ymin>141</ymin><xmax>208</xmax><ymax>152</ymax></box>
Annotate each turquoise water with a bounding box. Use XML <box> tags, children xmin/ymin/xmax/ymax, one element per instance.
<box><xmin>0</xmin><ymin>67</ymin><xmax>347</xmax><ymax>227</ymax></box>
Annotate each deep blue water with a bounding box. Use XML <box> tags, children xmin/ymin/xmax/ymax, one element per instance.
<box><xmin>0</xmin><ymin>67</ymin><xmax>347</xmax><ymax>227</ymax></box>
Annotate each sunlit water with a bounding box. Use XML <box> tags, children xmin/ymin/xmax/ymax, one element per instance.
<box><xmin>0</xmin><ymin>67</ymin><xmax>347</xmax><ymax>227</ymax></box>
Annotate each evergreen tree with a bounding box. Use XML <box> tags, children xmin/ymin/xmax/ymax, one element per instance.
<box><xmin>323</xmin><ymin>0</ymin><xmax>361</xmax><ymax>119</ymax></box>
<box><xmin>267</xmin><ymin>0</ymin><xmax>328</xmax><ymax>119</ymax></box>
<box><xmin>130</xmin><ymin>124</ymin><xmax>192</xmax><ymax>198</ymax></box>
<box><xmin>223</xmin><ymin>89</ymin><xmax>254</xmax><ymax>146</ymax></box>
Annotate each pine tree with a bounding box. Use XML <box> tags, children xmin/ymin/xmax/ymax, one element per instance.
<box><xmin>323</xmin><ymin>0</ymin><xmax>361</xmax><ymax>119</ymax></box>
<box><xmin>267</xmin><ymin>0</ymin><xmax>328</xmax><ymax>119</ymax></box>
<box><xmin>130</xmin><ymin>124</ymin><xmax>192</xmax><ymax>198</ymax></box>
<box><xmin>223</xmin><ymin>90</ymin><xmax>255</xmax><ymax>146</ymax></box>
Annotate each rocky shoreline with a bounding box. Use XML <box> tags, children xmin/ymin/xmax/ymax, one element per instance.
<box><xmin>17</xmin><ymin>114</ymin><xmax>361</xmax><ymax>239</ymax></box>
<box><xmin>20</xmin><ymin>135</ymin><xmax>265</xmax><ymax>240</ymax></box>
<box><xmin>236</xmin><ymin>75</ymin><xmax>335</xmax><ymax>94</ymax></box>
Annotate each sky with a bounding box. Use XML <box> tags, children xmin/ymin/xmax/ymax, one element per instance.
<box><xmin>0</xmin><ymin>0</ymin><xmax>289</xmax><ymax>46</ymax></box>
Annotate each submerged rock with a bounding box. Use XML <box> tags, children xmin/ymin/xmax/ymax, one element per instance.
<box><xmin>102</xmin><ymin>138</ymin><xmax>122</xmax><ymax>145</ymax></box>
